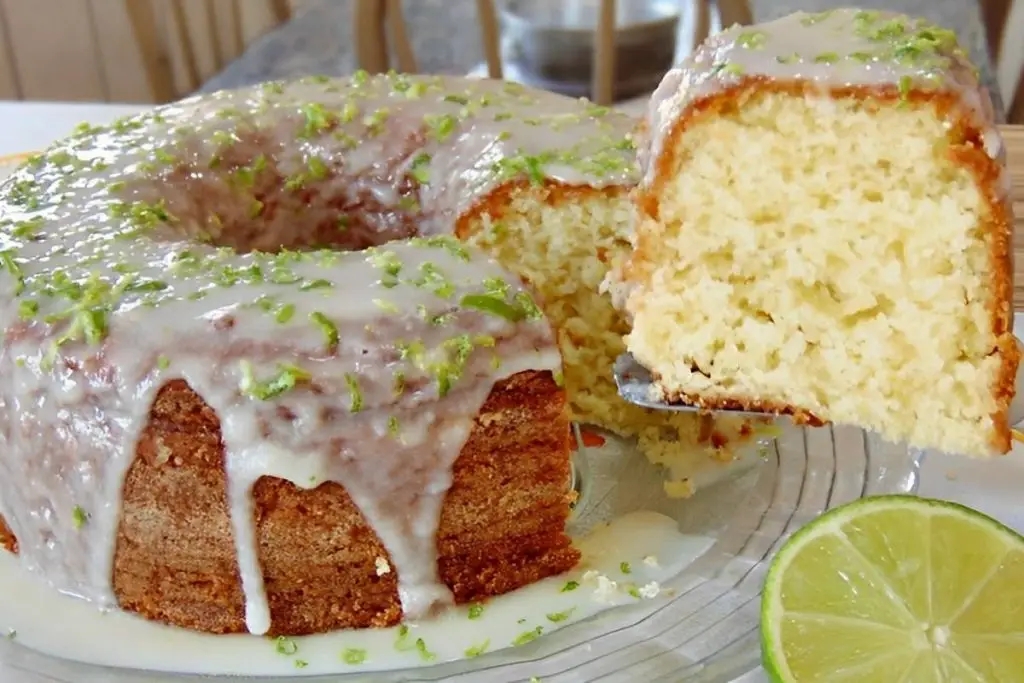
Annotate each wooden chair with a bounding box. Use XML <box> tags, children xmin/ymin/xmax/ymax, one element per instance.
<box><xmin>982</xmin><ymin>0</ymin><xmax>1024</xmax><ymax>122</ymax></box>
<box><xmin>125</xmin><ymin>0</ymin><xmax>293</xmax><ymax>103</ymax></box>
<box><xmin>353</xmin><ymin>0</ymin><xmax>752</xmax><ymax>106</ymax></box>
<box><xmin>353</xmin><ymin>0</ymin><xmax>506</xmax><ymax>81</ymax></box>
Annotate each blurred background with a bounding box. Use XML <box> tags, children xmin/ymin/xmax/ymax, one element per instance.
<box><xmin>0</xmin><ymin>0</ymin><xmax>1018</xmax><ymax>121</ymax></box>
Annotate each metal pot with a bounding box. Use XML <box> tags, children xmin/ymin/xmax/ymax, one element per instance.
<box><xmin>498</xmin><ymin>0</ymin><xmax>681</xmax><ymax>101</ymax></box>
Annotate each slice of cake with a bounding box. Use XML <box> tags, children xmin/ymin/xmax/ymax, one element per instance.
<box><xmin>608</xmin><ymin>9</ymin><xmax>1019</xmax><ymax>457</ymax></box>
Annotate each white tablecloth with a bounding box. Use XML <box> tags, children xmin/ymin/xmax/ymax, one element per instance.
<box><xmin>0</xmin><ymin>102</ymin><xmax>148</xmax><ymax>157</ymax></box>
<box><xmin>0</xmin><ymin>100</ymin><xmax>1021</xmax><ymax>534</ymax></box>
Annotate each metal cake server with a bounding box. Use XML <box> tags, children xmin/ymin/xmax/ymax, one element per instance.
<box><xmin>612</xmin><ymin>353</ymin><xmax>777</xmax><ymax>418</ymax></box>
<box><xmin>615</xmin><ymin>349</ymin><xmax>1024</xmax><ymax>428</ymax></box>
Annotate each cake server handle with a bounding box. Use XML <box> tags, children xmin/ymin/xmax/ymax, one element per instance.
<box><xmin>612</xmin><ymin>353</ymin><xmax>781</xmax><ymax>418</ymax></box>
<box><xmin>615</xmin><ymin>347</ymin><xmax>1024</xmax><ymax>428</ymax></box>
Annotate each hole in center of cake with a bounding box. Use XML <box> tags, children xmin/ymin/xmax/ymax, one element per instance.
<box><xmin>126</xmin><ymin>122</ymin><xmax>432</xmax><ymax>255</ymax></box>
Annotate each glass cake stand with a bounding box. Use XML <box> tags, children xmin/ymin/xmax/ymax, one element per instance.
<box><xmin>0</xmin><ymin>420</ymin><xmax>922</xmax><ymax>683</ymax></box>
<box><xmin>0</xmin><ymin>131</ymin><xmax>988</xmax><ymax>683</ymax></box>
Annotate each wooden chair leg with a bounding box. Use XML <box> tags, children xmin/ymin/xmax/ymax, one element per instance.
<box><xmin>692</xmin><ymin>0</ymin><xmax>711</xmax><ymax>51</ymax></box>
<box><xmin>205</xmin><ymin>0</ymin><xmax>224</xmax><ymax>71</ymax></box>
<box><xmin>476</xmin><ymin>0</ymin><xmax>503</xmax><ymax>79</ymax></box>
<box><xmin>592</xmin><ymin>0</ymin><xmax>616</xmax><ymax>105</ymax></box>
<box><xmin>170</xmin><ymin>0</ymin><xmax>201</xmax><ymax>92</ymax></box>
<box><xmin>230</xmin><ymin>0</ymin><xmax>244</xmax><ymax>59</ymax></box>
<box><xmin>270</xmin><ymin>0</ymin><xmax>292</xmax><ymax>25</ymax></box>
<box><xmin>354</xmin><ymin>0</ymin><xmax>389</xmax><ymax>74</ymax></box>
<box><xmin>385</xmin><ymin>0</ymin><xmax>417</xmax><ymax>72</ymax></box>
<box><xmin>1010</xmin><ymin>69</ymin><xmax>1024</xmax><ymax>123</ymax></box>
<box><xmin>124</xmin><ymin>0</ymin><xmax>178</xmax><ymax>103</ymax></box>
<box><xmin>981</xmin><ymin>0</ymin><xmax>1013</xmax><ymax>62</ymax></box>
<box><xmin>717</xmin><ymin>0</ymin><xmax>752</xmax><ymax>28</ymax></box>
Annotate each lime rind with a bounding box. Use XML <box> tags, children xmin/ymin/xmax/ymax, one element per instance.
<box><xmin>760</xmin><ymin>494</ymin><xmax>1024</xmax><ymax>683</ymax></box>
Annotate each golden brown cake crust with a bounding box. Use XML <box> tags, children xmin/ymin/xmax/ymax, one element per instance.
<box><xmin>1</xmin><ymin>370</ymin><xmax>577</xmax><ymax>636</ymax></box>
<box><xmin>629</xmin><ymin>81</ymin><xmax>1019</xmax><ymax>452</ymax></box>
<box><xmin>0</xmin><ymin>516</ymin><xmax>16</xmax><ymax>555</ymax></box>
<box><xmin>458</xmin><ymin>179</ymin><xmax>630</xmax><ymax>234</ymax></box>
<box><xmin>456</xmin><ymin>180</ymin><xmax>632</xmax><ymax>282</ymax></box>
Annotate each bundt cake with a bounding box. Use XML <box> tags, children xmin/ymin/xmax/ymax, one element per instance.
<box><xmin>608</xmin><ymin>9</ymin><xmax>1018</xmax><ymax>457</ymax></box>
<box><xmin>0</xmin><ymin>73</ymin><xmax>752</xmax><ymax>637</ymax></box>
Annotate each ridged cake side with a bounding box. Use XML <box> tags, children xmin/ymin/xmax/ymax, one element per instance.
<box><xmin>0</xmin><ymin>74</ymin><xmax>589</xmax><ymax>635</ymax></box>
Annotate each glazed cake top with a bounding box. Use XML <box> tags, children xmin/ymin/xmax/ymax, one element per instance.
<box><xmin>641</xmin><ymin>8</ymin><xmax>1003</xmax><ymax>186</ymax></box>
<box><xmin>0</xmin><ymin>72</ymin><xmax>637</xmax><ymax>359</ymax></box>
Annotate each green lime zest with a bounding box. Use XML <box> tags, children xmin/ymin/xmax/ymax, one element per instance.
<box><xmin>239</xmin><ymin>361</ymin><xmax>312</xmax><ymax>400</ymax></box>
<box><xmin>546</xmin><ymin>607</ymin><xmax>575</xmax><ymax>623</ymax></box>
<box><xmin>410</xmin><ymin>153</ymin><xmax>432</xmax><ymax>183</ymax></box>
<box><xmin>737</xmin><ymin>30</ymin><xmax>767</xmax><ymax>48</ymax></box>
<box><xmin>309</xmin><ymin>311</ymin><xmax>339</xmax><ymax>350</ymax></box>
<box><xmin>415</xmin><ymin>637</ymin><xmax>435</xmax><ymax>661</ymax></box>
<box><xmin>512</xmin><ymin>626</ymin><xmax>543</xmax><ymax>646</ymax></box>
<box><xmin>300</xmin><ymin>278</ymin><xmax>333</xmax><ymax>291</ymax></box>
<box><xmin>394</xmin><ymin>624</ymin><xmax>416</xmax><ymax>651</ymax></box>
<box><xmin>345</xmin><ymin>373</ymin><xmax>363</xmax><ymax>412</ymax></box>
<box><xmin>71</xmin><ymin>505</ymin><xmax>88</xmax><ymax>529</ymax></box>
<box><xmin>460</xmin><ymin>294</ymin><xmax>524</xmax><ymax>321</ymax></box>
<box><xmin>274</xmin><ymin>636</ymin><xmax>298</xmax><ymax>655</ymax></box>
<box><xmin>275</xmin><ymin>303</ymin><xmax>296</xmax><ymax>323</ymax></box>
<box><xmin>17</xmin><ymin>299</ymin><xmax>38</xmax><ymax>320</ymax></box>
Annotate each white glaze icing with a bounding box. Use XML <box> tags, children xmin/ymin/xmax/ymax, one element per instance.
<box><xmin>640</xmin><ymin>9</ymin><xmax>1006</xmax><ymax>187</ymax></box>
<box><xmin>0</xmin><ymin>73</ymin><xmax>639</xmax><ymax>636</ymax></box>
<box><xmin>0</xmin><ymin>510</ymin><xmax>713</xmax><ymax>676</ymax></box>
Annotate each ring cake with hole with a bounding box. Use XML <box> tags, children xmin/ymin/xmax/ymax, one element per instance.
<box><xmin>0</xmin><ymin>73</ymin><xmax>668</xmax><ymax>636</ymax></box>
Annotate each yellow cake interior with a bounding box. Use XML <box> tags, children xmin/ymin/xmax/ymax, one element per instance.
<box><xmin>461</xmin><ymin>185</ymin><xmax>753</xmax><ymax>493</ymax></box>
<box><xmin>623</xmin><ymin>92</ymin><xmax>1007</xmax><ymax>457</ymax></box>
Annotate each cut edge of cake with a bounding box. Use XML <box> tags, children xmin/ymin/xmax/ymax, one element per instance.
<box><xmin>611</xmin><ymin>13</ymin><xmax>1019</xmax><ymax>458</ymax></box>
<box><xmin>458</xmin><ymin>178</ymin><xmax>763</xmax><ymax>477</ymax></box>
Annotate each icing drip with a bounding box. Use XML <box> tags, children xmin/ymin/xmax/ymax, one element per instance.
<box><xmin>0</xmin><ymin>72</ymin><xmax>632</xmax><ymax>634</ymax></box>
<box><xmin>641</xmin><ymin>9</ymin><xmax>1006</xmax><ymax>190</ymax></box>
<box><xmin>0</xmin><ymin>347</ymin><xmax>162</xmax><ymax>609</ymax></box>
<box><xmin>1</xmin><ymin>236</ymin><xmax>561</xmax><ymax>633</ymax></box>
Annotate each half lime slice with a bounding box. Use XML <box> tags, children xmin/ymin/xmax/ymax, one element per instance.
<box><xmin>761</xmin><ymin>495</ymin><xmax>1024</xmax><ymax>682</ymax></box>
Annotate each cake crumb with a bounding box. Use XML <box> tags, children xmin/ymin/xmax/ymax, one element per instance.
<box><xmin>154</xmin><ymin>438</ymin><xmax>172</xmax><ymax>465</ymax></box>
<box><xmin>375</xmin><ymin>556</ymin><xmax>391</xmax><ymax>576</ymax></box>
<box><xmin>586</xmin><ymin>572</ymin><xmax>620</xmax><ymax>604</ymax></box>
<box><xmin>638</xmin><ymin>581</ymin><xmax>661</xmax><ymax>599</ymax></box>
<box><xmin>594</xmin><ymin>576</ymin><xmax>618</xmax><ymax>601</ymax></box>
<box><xmin>663</xmin><ymin>479</ymin><xmax>694</xmax><ymax>499</ymax></box>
